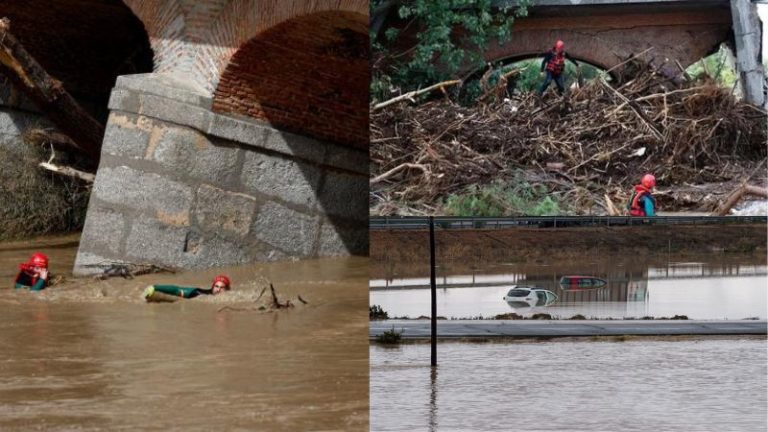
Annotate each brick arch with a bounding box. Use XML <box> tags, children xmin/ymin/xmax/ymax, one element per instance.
<box><xmin>211</xmin><ymin>10</ymin><xmax>368</xmax><ymax>149</ymax></box>
<box><xmin>203</xmin><ymin>0</ymin><xmax>368</xmax><ymax>94</ymax></box>
<box><xmin>121</xmin><ymin>0</ymin><xmax>185</xmax><ymax>74</ymax></box>
<box><xmin>120</xmin><ymin>1</ymin><xmax>369</xmax><ymax>96</ymax></box>
<box><xmin>462</xmin><ymin>53</ymin><xmax>617</xmax><ymax>87</ymax></box>
<box><xmin>468</xmin><ymin>25</ymin><xmax>730</xmax><ymax>80</ymax></box>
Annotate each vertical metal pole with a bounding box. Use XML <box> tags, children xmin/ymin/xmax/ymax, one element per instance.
<box><xmin>430</xmin><ymin>216</ymin><xmax>437</xmax><ymax>367</ymax></box>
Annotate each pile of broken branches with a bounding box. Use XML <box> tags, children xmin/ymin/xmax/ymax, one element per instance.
<box><xmin>370</xmin><ymin>60</ymin><xmax>767</xmax><ymax>215</ymax></box>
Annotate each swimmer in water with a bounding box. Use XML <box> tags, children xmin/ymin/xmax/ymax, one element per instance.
<box><xmin>14</xmin><ymin>252</ymin><xmax>50</xmax><ymax>291</ymax></box>
<box><xmin>143</xmin><ymin>275</ymin><xmax>231</xmax><ymax>301</ymax></box>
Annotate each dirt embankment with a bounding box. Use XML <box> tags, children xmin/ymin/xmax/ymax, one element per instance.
<box><xmin>370</xmin><ymin>225</ymin><xmax>767</xmax><ymax>278</ymax></box>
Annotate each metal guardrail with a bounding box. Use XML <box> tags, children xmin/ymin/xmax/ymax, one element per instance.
<box><xmin>369</xmin><ymin>216</ymin><xmax>768</xmax><ymax>230</ymax></box>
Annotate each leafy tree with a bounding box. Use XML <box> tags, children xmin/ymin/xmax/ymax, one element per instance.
<box><xmin>372</xmin><ymin>0</ymin><xmax>532</xmax><ymax>100</ymax></box>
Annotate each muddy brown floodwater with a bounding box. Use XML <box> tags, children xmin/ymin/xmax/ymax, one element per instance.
<box><xmin>0</xmin><ymin>235</ymin><xmax>368</xmax><ymax>431</ymax></box>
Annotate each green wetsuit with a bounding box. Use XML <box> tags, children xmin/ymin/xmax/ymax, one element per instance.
<box><xmin>144</xmin><ymin>284</ymin><xmax>213</xmax><ymax>299</ymax></box>
<box><xmin>14</xmin><ymin>271</ymin><xmax>47</xmax><ymax>291</ymax></box>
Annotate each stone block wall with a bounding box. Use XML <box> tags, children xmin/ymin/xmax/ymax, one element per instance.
<box><xmin>0</xmin><ymin>81</ymin><xmax>54</xmax><ymax>150</ymax></box>
<box><xmin>73</xmin><ymin>73</ymin><xmax>367</xmax><ymax>275</ymax></box>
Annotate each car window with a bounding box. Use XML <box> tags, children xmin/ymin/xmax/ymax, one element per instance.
<box><xmin>507</xmin><ymin>289</ymin><xmax>530</xmax><ymax>297</ymax></box>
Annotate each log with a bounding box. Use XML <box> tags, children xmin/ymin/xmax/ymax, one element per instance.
<box><xmin>38</xmin><ymin>162</ymin><xmax>95</xmax><ymax>183</ymax></box>
<box><xmin>0</xmin><ymin>18</ymin><xmax>104</xmax><ymax>163</ymax></box>
<box><xmin>22</xmin><ymin>128</ymin><xmax>85</xmax><ymax>155</ymax></box>
<box><xmin>370</xmin><ymin>163</ymin><xmax>427</xmax><ymax>185</ymax></box>
<box><xmin>712</xmin><ymin>184</ymin><xmax>768</xmax><ymax>216</ymax></box>
<box><xmin>373</xmin><ymin>79</ymin><xmax>461</xmax><ymax>111</ymax></box>
<box><xmin>600</xmin><ymin>78</ymin><xmax>664</xmax><ymax>141</ymax></box>
<box><xmin>604</xmin><ymin>194</ymin><xmax>622</xmax><ymax>216</ymax></box>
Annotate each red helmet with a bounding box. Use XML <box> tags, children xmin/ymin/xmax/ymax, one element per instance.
<box><xmin>211</xmin><ymin>275</ymin><xmax>231</xmax><ymax>290</ymax></box>
<box><xmin>29</xmin><ymin>252</ymin><xmax>48</xmax><ymax>268</ymax></box>
<box><xmin>555</xmin><ymin>40</ymin><xmax>564</xmax><ymax>51</ymax></box>
<box><xmin>641</xmin><ymin>174</ymin><xmax>656</xmax><ymax>189</ymax></box>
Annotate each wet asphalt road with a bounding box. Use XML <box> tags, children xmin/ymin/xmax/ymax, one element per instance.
<box><xmin>370</xmin><ymin>319</ymin><xmax>768</xmax><ymax>339</ymax></box>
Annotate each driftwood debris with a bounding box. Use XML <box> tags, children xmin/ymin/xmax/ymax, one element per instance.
<box><xmin>478</xmin><ymin>68</ymin><xmax>522</xmax><ymax>103</ymax></box>
<box><xmin>88</xmin><ymin>262</ymin><xmax>176</xmax><ymax>280</ymax></box>
<box><xmin>373</xmin><ymin>79</ymin><xmax>462</xmax><ymax>111</ymax></box>
<box><xmin>371</xmin><ymin>58</ymin><xmax>767</xmax><ymax>214</ymax></box>
<box><xmin>269</xmin><ymin>283</ymin><xmax>294</xmax><ymax>309</ymax></box>
<box><xmin>217</xmin><ymin>284</ymin><xmax>307</xmax><ymax>313</ymax></box>
<box><xmin>604</xmin><ymin>194</ymin><xmax>622</xmax><ymax>216</ymax></box>
<box><xmin>0</xmin><ymin>18</ymin><xmax>104</xmax><ymax>162</ymax></box>
<box><xmin>712</xmin><ymin>184</ymin><xmax>768</xmax><ymax>216</ymax></box>
<box><xmin>37</xmin><ymin>143</ymin><xmax>95</xmax><ymax>182</ymax></box>
<box><xmin>39</xmin><ymin>162</ymin><xmax>95</xmax><ymax>182</ymax></box>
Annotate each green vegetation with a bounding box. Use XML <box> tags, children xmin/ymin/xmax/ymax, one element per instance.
<box><xmin>493</xmin><ymin>312</ymin><xmax>524</xmax><ymax>320</ymax></box>
<box><xmin>444</xmin><ymin>179</ymin><xmax>563</xmax><ymax>216</ymax></box>
<box><xmin>685</xmin><ymin>45</ymin><xmax>738</xmax><ymax>88</ymax></box>
<box><xmin>369</xmin><ymin>305</ymin><xmax>390</xmax><ymax>320</ymax></box>
<box><xmin>375</xmin><ymin>326</ymin><xmax>404</xmax><ymax>344</ymax></box>
<box><xmin>371</xmin><ymin>0</ymin><xmax>531</xmax><ymax>101</ymax></box>
<box><xmin>0</xmin><ymin>140</ymin><xmax>90</xmax><ymax>240</ymax></box>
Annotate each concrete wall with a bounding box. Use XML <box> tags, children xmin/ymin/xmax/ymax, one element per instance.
<box><xmin>73</xmin><ymin>73</ymin><xmax>367</xmax><ymax>275</ymax></box>
<box><xmin>730</xmin><ymin>0</ymin><xmax>766</xmax><ymax>107</ymax></box>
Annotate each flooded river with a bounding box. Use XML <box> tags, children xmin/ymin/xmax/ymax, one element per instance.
<box><xmin>371</xmin><ymin>338</ymin><xmax>767</xmax><ymax>432</ymax></box>
<box><xmin>370</xmin><ymin>260</ymin><xmax>767</xmax><ymax>319</ymax></box>
<box><xmin>0</xmin><ymin>236</ymin><xmax>368</xmax><ymax>431</ymax></box>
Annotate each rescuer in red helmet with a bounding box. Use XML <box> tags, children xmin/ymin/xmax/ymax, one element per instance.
<box><xmin>143</xmin><ymin>274</ymin><xmax>232</xmax><ymax>301</ymax></box>
<box><xmin>14</xmin><ymin>252</ymin><xmax>50</xmax><ymax>291</ymax></box>
<box><xmin>538</xmin><ymin>39</ymin><xmax>580</xmax><ymax>97</ymax></box>
<box><xmin>627</xmin><ymin>174</ymin><xmax>657</xmax><ymax>216</ymax></box>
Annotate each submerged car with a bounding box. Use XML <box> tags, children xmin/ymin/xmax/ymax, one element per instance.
<box><xmin>558</xmin><ymin>275</ymin><xmax>607</xmax><ymax>290</ymax></box>
<box><xmin>503</xmin><ymin>286</ymin><xmax>558</xmax><ymax>307</ymax></box>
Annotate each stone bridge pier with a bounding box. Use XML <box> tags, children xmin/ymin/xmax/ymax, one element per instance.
<box><xmin>73</xmin><ymin>73</ymin><xmax>368</xmax><ymax>274</ymax></box>
<box><xmin>71</xmin><ymin>1</ymin><xmax>369</xmax><ymax>274</ymax></box>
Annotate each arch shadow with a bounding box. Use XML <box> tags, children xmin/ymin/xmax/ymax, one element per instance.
<box><xmin>211</xmin><ymin>10</ymin><xmax>369</xmax><ymax>257</ymax></box>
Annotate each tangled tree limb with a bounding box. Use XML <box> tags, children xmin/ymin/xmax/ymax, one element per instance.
<box><xmin>713</xmin><ymin>184</ymin><xmax>768</xmax><ymax>216</ymax></box>
<box><xmin>37</xmin><ymin>143</ymin><xmax>95</xmax><ymax>182</ymax></box>
<box><xmin>373</xmin><ymin>79</ymin><xmax>461</xmax><ymax>111</ymax></box>
<box><xmin>88</xmin><ymin>262</ymin><xmax>176</xmax><ymax>280</ymax></box>
<box><xmin>0</xmin><ymin>18</ymin><xmax>104</xmax><ymax>163</ymax></box>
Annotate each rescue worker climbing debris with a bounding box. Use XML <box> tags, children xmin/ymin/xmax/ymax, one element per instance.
<box><xmin>538</xmin><ymin>40</ymin><xmax>580</xmax><ymax>97</ymax></box>
<box><xmin>628</xmin><ymin>174</ymin><xmax>657</xmax><ymax>216</ymax></box>
<box><xmin>14</xmin><ymin>252</ymin><xmax>50</xmax><ymax>291</ymax></box>
<box><xmin>143</xmin><ymin>274</ymin><xmax>231</xmax><ymax>302</ymax></box>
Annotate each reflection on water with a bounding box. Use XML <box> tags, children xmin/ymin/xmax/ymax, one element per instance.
<box><xmin>370</xmin><ymin>261</ymin><xmax>768</xmax><ymax>319</ymax></box>
<box><xmin>371</xmin><ymin>339</ymin><xmax>768</xmax><ymax>432</ymax></box>
<box><xmin>0</xmin><ymin>236</ymin><xmax>368</xmax><ymax>431</ymax></box>
<box><xmin>428</xmin><ymin>367</ymin><xmax>437</xmax><ymax>432</ymax></box>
